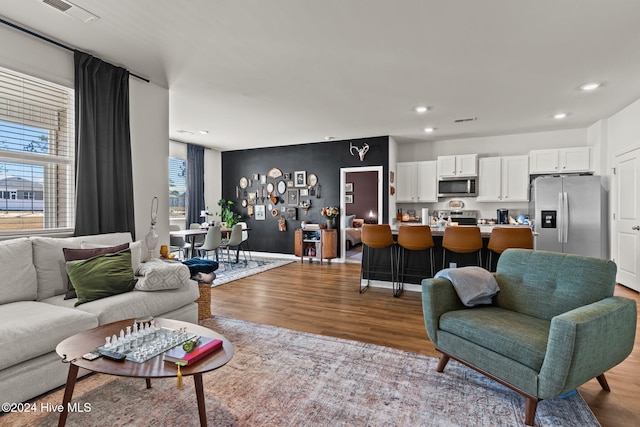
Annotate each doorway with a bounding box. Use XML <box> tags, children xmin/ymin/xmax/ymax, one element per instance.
<box><xmin>340</xmin><ymin>166</ymin><xmax>383</xmax><ymax>263</ymax></box>
<box><xmin>614</xmin><ymin>147</ymin><xmax>640</xmax><ymax>291</ymax></box>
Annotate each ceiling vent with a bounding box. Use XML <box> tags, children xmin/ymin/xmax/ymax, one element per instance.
<box><xmin>42</xmin><ymin>0</ymin><xmax>100</xmax><ymax>24</ymax></box>
<box><xmin>453</xmin><ymin>117</ymin><xmax>478</xmax><ymax>123</ymax></box>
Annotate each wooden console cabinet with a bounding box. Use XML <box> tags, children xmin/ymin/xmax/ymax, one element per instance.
<box><xmin>294</xmin><ymin>228</ymin><xmax>337</xmax><ymax>264</ymax></box>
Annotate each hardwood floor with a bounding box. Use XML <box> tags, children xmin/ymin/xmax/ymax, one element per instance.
<box><xmin>210</xmin><ymin>260</ymin><xmax>640</xmax><ymax>427</ymax></box>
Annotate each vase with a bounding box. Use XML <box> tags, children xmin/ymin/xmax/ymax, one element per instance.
<box><xmin>326</xmin><ymin>218</ymin><xmax>334</xmax><ymax>229</ymax></box>
<box><xmin>145</xmin><ymin>223</ymin><xmax>159</xmax><ymax>261</ymax></box>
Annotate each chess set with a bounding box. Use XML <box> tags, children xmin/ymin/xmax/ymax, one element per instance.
<box><xmin>93</xmin><ymin>319</ymin><xmax>197</xmax><ymax>363</ymax></box>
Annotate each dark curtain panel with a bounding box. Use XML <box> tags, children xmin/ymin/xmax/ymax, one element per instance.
<box><xmin>186</xmin><ymin>144</ymin><xmax>205</xmax><ymax>226</ymax></box>
<box><xmin>74</xmin><ymin>50</ymin><xmax>136</xmax><ymax>237</ymax></box>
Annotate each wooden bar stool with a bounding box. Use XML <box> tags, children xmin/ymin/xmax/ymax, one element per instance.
<box><xmin>486</xmin><ymin>227</ymin><xmax>534</xmax><ymax>271</ymax></box>
<box><xmin>360</xmin><ymin>224</ymin><xmax>396</xmax><ymax>294</ymax></box>
<box><xmin>442</xmin><ymin>226</ymin><xmax>483</xmax><ymax>269</ymax></box>
<box><xmin>397</xmin><ymin>225</ymin><xmax>435</xmax><ymax>297</ymax></box>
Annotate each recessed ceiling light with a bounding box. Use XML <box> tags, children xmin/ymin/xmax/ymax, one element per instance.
<box><xmin>198</xmin><ymin>130</ymin><xmax>209</xmax><ymax>135</ymax></box>
<box><xmin>414</xmin><ymin>106</ymin><xmax>429</xmax><ymax>113</ymax></box>
<box><xmin>580</xmin><ymin>82</ymin><xmax>601</xmax><ymax>91</ymax></box>
<box><xmin>176</xmin><ymin>129</ymin><xmax>194</xmax><ymax>134</ymax></box>
<box><xmin>553</xmin><ymin>113</ymin><xmax>568</xmax><ymax>119</ymax></box>
<box><xmin>423</xmin><ymin>127</ymin><xmax>435</xmax><ymax>133</ymax></box>
<box><xmin>324</xmin><ymin>136</ymin><xmax>335</xmax><ymax>141</ymax></box>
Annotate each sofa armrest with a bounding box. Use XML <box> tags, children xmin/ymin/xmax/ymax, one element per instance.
<box><xmin>421</xmin><ymin>277</ymin><xmax>467</xmax><ymax>345</ymax></box>
<box><xmin>538</xmin><ymin>296</ymin><xmax>637</xmax><ymax>398</ymax></box>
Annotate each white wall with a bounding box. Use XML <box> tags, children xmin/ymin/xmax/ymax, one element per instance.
<box><xmin>129</xmin><ymin>79</ymin><xmax>170</xmax><ymax>248</ymax></box>
<box><xmin>388</xmin><ymin>136</ymin><xmax>398</xmax><ymax>223</ymax></box>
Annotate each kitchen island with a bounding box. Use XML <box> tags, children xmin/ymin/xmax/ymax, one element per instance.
<box><xmin>361</xmin><ymin>224</ymin><xmax>533</xmax><ymax>290</ymax></box>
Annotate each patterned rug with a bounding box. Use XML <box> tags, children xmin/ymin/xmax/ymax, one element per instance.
<box><xmin>3</xmin><ymin>317</ymin><xmax>599</xmax><ymax>427</ymax></box>
<box><xmin>212</xmin><ymin>257</ymin><xmax>294</xmax><ymax>287</ymax></box>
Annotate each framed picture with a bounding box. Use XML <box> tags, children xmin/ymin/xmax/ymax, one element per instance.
<box><xmin>345</xmin><ymin>194</ymin><xmax>353</xmax><ymax>204</ymax></box>
<box><xmin>283</xmin><ymin>173</ymin><xmax>291</xmax><ymax>180</ymax></box>
<box><xmin>248</xmin><ymin>192</ymin><xmax>257</xmax><ymax>204</ymax></box>
<box><xmin>286</xmin><ymin>207</ymin><xmax>297</xmax><ymax>220</ymax></box>
<box><xmin>300</xmin><ymin>188</ymin><xmax>309</xmax><ymax>197</ymax></box>
<box><xmin>255</xmin><ymin>205</ymin><xmax>266</xmax><ymax>220</ymax></box>
<box><xmin>247</xmin><ymin>205</ymin><xmax>254</xmax><ymax>216</ymax></box>
<box><xmin>287</xmin><ymin>180</ymin><xmax>294</xmax><ymax>188</ymax></box>
<box><xmin>287</xmin><ymin>189</ymin><xmax>299</xmax><ymax>206</ymax></box>
<box><xmin>251</xmin><ymin>173</ymin><xmax>259</xmax><ymax>181</ymax></box>
<box><xmin>294</xmin><ymin>171</ymin><xmax>306</xmax><ymax>187</ymax></box>
<box><xmin>345</xmin><ymin>182</ymin><xmax>353</xmax><ymax>192</ymax></box>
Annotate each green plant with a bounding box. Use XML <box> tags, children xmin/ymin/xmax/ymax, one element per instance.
<box><xmin>217</xmin><ymin>199</ymin><xmax>241</xmax><ymax>227</ymax></box>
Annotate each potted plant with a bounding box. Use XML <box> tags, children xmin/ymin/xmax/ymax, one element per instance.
<box><xmin>217</xmin><ymin>199</ymin><xmax>241</xmax><ymax>228</ymax></box>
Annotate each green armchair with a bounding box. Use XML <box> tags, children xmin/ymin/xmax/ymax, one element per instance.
<box><xmin>422</xmin><ymin>249</ymin><xmax>637</xmax><ymax>425</ymax></box>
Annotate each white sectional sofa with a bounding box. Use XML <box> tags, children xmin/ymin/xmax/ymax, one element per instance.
<box><xmin>0</xmin><ymin>232</ymin><xmax>200</xmax><ymax>404</ymax></box>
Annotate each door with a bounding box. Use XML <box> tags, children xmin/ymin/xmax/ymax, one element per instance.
<box><xmin>615</xmin><ymin>148</ymin><xmax>640</xmax><ymax>291</ymax></box>
<box><xmin>562</xmin><ymin>176</ymin><xmax>604</xmax><ymax>258</ymax></box>
<box><xmin>533</xmin><ymin>176</ymin><xmax>563</xmax><ymax>253</ymax></box>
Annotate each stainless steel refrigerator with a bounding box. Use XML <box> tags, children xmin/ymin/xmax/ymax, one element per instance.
<box><xmin>532</xmin><ymin>175</ymin><xmax>608</xmax><ymax>258</ymax></box>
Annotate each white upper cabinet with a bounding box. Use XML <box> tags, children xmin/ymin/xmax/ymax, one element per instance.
<box><xmin>529</xmin><ymin>147</ymin><xmax>592</xmax><ymax>174</ymax></box>
<box><xmin>396</xmin><ymin>161</ymin><xmax>437</xmax><ymax>203</ymax></box>
<box><xmin>437</xmin><ymin>154</ymin><xmax>477</xmax><ymax>178</ymax></box>
<box><xmin>477</xmin><ymin>155</ymin><xmax>529</xmax><ymax>202</ymax></box>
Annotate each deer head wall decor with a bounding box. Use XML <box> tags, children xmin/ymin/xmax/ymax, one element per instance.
<box><xmin>350</xmin><ymin>143</ymin><xmax>369</xmax><ymax>162</ymax></box>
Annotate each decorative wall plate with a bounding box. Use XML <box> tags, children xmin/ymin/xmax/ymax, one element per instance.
<box><xmin>241</xmin><ymin>199</ymin><xmax>248</xmax><ymax>207</ymax></box>
<box><xmin>277</xmin><ymin>180</ymin><xmax>287</xmax><ymax>194</ymax></box>
<box><xmin>271</xmin><ymin>208</ymin><xmax>279</xmax><ymax>217</ymax></box>
<box><xmin>308</xmin><ymin>173</ymin><xmax>318</xmax><ymax>186</ymax></box>
<box><xmin>267</xmin><ymin>168</ymin><xmax>283</xmax><ymax>178</ymax></box>
<box><xmin>239</xmin><ymin>177</ymin><xmax>248</xmax><ymax>188</ymax></box>
<box><xmin>266</xmin><ymin>182</ymin><xmax>274</xmax><ymax>193</ymax></box>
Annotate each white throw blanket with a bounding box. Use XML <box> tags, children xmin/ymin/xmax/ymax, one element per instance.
<box><xmin>135</xmin><ymin>259</ymin><xmax>191</xmax><ymax>291</ymax></box>
<box><xmin>434</xmin><ymin>266</ymin><xmax>500</xmax><ymax>307</ymax></box>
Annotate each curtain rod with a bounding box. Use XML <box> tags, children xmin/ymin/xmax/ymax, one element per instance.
<box><xmin>0</xmin><ymin>17</ymin><xmax>150</xmax><ymax>83</ymax></box>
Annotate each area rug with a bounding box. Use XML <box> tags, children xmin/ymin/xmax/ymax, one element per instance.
<box><xmin>2</xmin><ymin>317</ymin><xmax>599</xmax><ymax>427</ymax></box>
<box><xmin>212</xmin><ymin>257</ymin><xmax>294</xmax><ymax>287</ymax></box>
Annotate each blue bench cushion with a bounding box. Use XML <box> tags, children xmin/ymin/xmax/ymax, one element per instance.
<box><xmin>439</xmin><ymin>307</ymin><xmax>550</xmax><ymax>370</ymax></box>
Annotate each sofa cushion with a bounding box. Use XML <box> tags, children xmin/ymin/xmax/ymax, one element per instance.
<box><xmin>63</xmin><ymin>243</ymin><xmax>130</xmax><ymax>299</ymax></box>
<box><xmin>135</xmin><ymin>259</ymin><xmax>191</xmax><ymax>291</ymax></box>
<box><xmin>0</xmin><ymin>301</ymin><xmax>98</xmax><ymax>371</ymax></box>
<box><xmin>31</xmin><ymin>233</ymin><xmax>132</xmax><ymax>300</ymax></box>
<box><xmin>67</xmin><ymin>249</ymin><xmax>137</xmax><ymax>306</ymax></box>
<box><xmin>42</xmin><ymin>280</ymin><xmax>200</xmax><ymax>325</ymax></box>
<box><xmin>0</xmin><ymin>237</ymin><xmax>37</xmax><ymax>304</ymax></box>
<box><xmin>439</xmin><ymin>307</ymin><xmax>550</xmax><ymax>371</ymax></box>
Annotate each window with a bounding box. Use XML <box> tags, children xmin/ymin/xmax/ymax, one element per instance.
<box><xmin>169</xmin><ymin>157</ymin><xmax>186</xmax><ymax>219</ymax></box>
<box><xmin>0</xmin><ymin>67</ymin><xmax>74</xmax><ymax>233</ymax></box>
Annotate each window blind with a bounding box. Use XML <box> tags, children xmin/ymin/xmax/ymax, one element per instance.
<box><xmin>169</xmin><ymin>157</ymin><xmax>186</xmax><ymax>219</ymax></box>
<box><xmin>0</xmin><ymin>66</ymin><xmax>75</xmax><ymax>234</ymax></box>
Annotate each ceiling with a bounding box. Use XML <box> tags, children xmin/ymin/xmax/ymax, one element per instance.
<box><xmin>2</xmin><ymin>1</ymin><xmax>640</xmax><ymax>152</ymax></box>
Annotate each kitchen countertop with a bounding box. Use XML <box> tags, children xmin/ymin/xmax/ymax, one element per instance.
<box><xmin>390</xmin><ymin>223</ymin><xmax>534</xmax><ymax>238</ymax></box>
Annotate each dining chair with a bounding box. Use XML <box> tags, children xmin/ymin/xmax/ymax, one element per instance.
<box><xmin>198</xmin><ymin>225</ymin><xmax>222</xmax><ymax>261</ymax></box>
<box><xmin>189</xmin><ymin>223</ymin><xmax>205</xmax><ymax>252</ymax></box>
<box><xmin>220</xmin><ymin>224</ymin><xmax>244</xmax><ymax>264</ymax></box>
<box><xmin>169</xmin><ymin>225</ymin><xmax>190</xmax><ymax>260</ymax></box>
<box><xmin>237</xmin><ymin>221</ymin><xmax>251</xmax><ymax>261</ymax></box>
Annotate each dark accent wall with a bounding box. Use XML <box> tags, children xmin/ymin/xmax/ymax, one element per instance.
<box><xmin>221</xmin><ymin>136</ymin><xmax>389</xmax><ymax>254</ymax></box>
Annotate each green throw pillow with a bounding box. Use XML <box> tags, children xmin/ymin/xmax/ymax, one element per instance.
<box><xmin>66</xmin><ymin>249</ymin><xmax>137</xmax><ymax>306</ymax></box>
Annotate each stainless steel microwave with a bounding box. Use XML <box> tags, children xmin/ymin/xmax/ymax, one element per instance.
<box><xmin>437</xmin><ymin>178</ymin><xmax>477</xmax><ymax>197</ymax></box>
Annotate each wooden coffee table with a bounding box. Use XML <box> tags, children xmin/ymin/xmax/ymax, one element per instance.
<box><xmin>55</xmin><ymin>318</ymin><xmax>233</xmax><ymax>427</ymax></box>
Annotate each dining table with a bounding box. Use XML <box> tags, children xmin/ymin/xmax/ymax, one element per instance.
<box><xmin>169</xmin><ymin>228</ymin><xmax>208</xmax><ymax>259</ymax></box>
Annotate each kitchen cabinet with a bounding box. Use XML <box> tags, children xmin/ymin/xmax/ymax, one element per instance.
<box><xmin>477</xmin><ymin>155</ymin><xmax>529</xmax><ymax>202</ymax></box>
<box><xmin>294</xmin><ymin>228</ymin><xmax>337</xmax><ymax>264</ymax></box>
<box><xmin>437</xmin><ymin>154</ymin><xmax>477</xmax><ymax>178</ymax></box>
<box><xmin>396</xmin><ymin>161</ymin><xmax>437</xmax><ymax>202</ymax></box>
<box><xmin>529</xmin><ymin>147</ymin><xmax>592</xmax><ymax>174</ymax></box>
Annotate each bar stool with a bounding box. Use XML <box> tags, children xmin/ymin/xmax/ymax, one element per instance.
<box><xmin>442</xmin><ymin>226</ymin><xmax>483</xmax><ymax>269</ymax></box>
<box><xmin>486</xmin><ymin>227</ymin><xmax>533</xmax><ymax>271</ymax></box>
<box><xmin>360</xmin><ymin>224</ymin><xmax>396</xmax><ymax>294</ymax></box>
<box><xmin>396</xmin><ymin>225</ymin><xmax>435</xmax><ymax>297</ymax></box>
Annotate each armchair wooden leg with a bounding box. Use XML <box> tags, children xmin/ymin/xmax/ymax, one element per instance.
<box><xmin>524</xmin><ymin>396</ymin><xmax>539</xmax><ymax>426</ymax></box>
<box><xmin>436</xmin><ymin>354</ymin><xmax>450</xmax><ymax>372</ymax></box>
<box><xmin>596</xmin><ymin>373</ymin><xmax>610</xmax><ymax>391</ymax></box>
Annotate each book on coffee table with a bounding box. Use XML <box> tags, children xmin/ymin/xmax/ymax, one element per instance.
<box><xmin>164</xmin><ymin>336</ymin><xmax>223</xmax><ymax>365</ymax></box>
